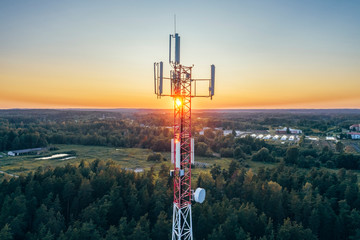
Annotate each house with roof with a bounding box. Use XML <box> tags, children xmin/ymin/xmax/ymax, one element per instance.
<box><xmin>7</xmin><ymin>148</ymin><xmax>46</xmax><ymax>156</ymax></box>
<box><xmin>348</xmin><ymin>132</ymin><xmax>360</xmax><ymax>140</ymax></box>
<box><xmin>350</xmin><ymin>124</ymin><xmax>360</xmax><ymax>132</ymax></box>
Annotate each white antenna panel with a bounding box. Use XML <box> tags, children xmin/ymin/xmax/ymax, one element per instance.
<box><xmin>210</xmin><ymin>65</ymin><xmax>215</xmax><ymax>96</ymax></box>
<box><xmin>169</xmin><ymin>34</ymin><xmax>172</xmax><ymax>63</ymax></box>
<box><xmin>159</xmin><ymin>61</ymin><xmax>163</xmax><ymax>94</ymax></box>
<box><xmin>175</xmin><ymin>141</ymin><xmax>180</xmax><ymax>169</ymax></box>
<box><xmin>175</xmin><ymin>34</ymin><xmax>180</xmax><ymax>64</ymax></box>
<box><xmin>191</xmin><ymin>138</ymin><xmax>194</xmax><ymax>165</ymax></box>
<box><xmin>171</xmin><ymin>138</ymin><xmax>174</xmax><ymax>164</ymax></box>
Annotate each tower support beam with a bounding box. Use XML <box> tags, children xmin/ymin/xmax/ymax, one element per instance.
<box><xmin>172</xmin><ymin>203</ymin><xmax>193</xmax><ymax>240</ymax></box>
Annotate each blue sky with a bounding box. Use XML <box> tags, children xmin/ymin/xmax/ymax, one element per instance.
<box><xmin>0</xmin><ymin>0</ymin><xmax>359</xmax><ymax>108</ymax></box>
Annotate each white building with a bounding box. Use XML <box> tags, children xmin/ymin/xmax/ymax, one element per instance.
<box><xmin>306</xmin><ymin>136</ymin><xmax>319</xmax><ymax>141</ymax></box>
<box><xmin>326</xmin><ymin>136</ymin><xmax>336</xmax><ymax>141</ymax></box>
<box><xmin>289</xmin><ymin>136</ymin><xmax>295</xmax><ymax>141</ymax></box>
<box><xmin>235</xmin><ymin>131</ymin><xmax>246</xmax><ymax>137</ymax></box>
<box><xmin>263</xmin><ymin>134</ymin><xmax>272</xmax><ymax>140</ymax></box>
<box><xmin>276</xmin><ymin>127</ymin><xmax>302</xmax><ymax>134</ymax></box>
<box><xmin>7</xmin><ymin>148</ymin><xmax>45</xmax><ymax>156</ymax></box>
<box><xmin>281</xmin><ymin>135</ymin><xmax>287</xmax><ymax>141</ymax></box>
<box><xmin>7</xmin><ymin>151</ymin><xmax>15</xmax><ymax>156</ymax></box>
<box><xmin>273</xmin><ymin>135</ymin><xmax>279</xmax><ymax>140</ymax></box>
<box><xmin>256</xmin><ymin>134</ymin><xmax>264</xmax><ymax>139</ymax></box>
<box><xmin>291</xmin><ymin>129</ymin><xmax>302</xmax><ymax>134</ymax></box>
<box><xmin>222</xmin><ymin>130</ymin><xmax>245</xmax><ymax>137</ymax></box>
<box><xmin>348</xmin><ymin>132</ymin><xmax>360</xmax><ymax>140</ymax></box>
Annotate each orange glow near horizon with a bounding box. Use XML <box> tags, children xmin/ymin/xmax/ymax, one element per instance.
<box><xmin>2</xmin><ymin>65</ymin><xmax>359</xmax><ymax>109</ymax></box>
<box><xmin>1</xmin><ymin>72</ymin><xmax>360</xmax><ymax>109</ymax></box>
<box><xmin>1</xmin><ymin>51</ymin><xmax>359</xmax><ymax>109</ymax></box>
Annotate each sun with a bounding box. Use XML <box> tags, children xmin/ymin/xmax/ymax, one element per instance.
<box><xmin>175</xmin><ymin>98</ymin><xmax>182</xmax><ymax>107</ymax></box>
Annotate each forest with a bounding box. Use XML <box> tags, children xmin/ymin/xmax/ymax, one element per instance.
<box><xmin>1</xmin><ymin>109</ymin><xmax>360</xmax><ymax>147</ymax></box>
<box><xmin>0</xmin><ymin>160</ymin><xmax>359</xmax><ymax>239</ymax></box>
<box><xmin>2</xmin><ymin>109</ymin><xmax>360</xmax><ymax>153</ymax></box>
<box><xmin>1</xmin><ymin>109</ymin><xmax>360</xmax><ymax>239</ymax></box>
<box><xmin>1</xmin><ymin>109</ymin><xmax>360</xmax><ymax>170</ymax></box>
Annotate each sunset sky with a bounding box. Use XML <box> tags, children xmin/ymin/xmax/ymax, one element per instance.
<box><xmin>1</xmin><ymin>1</ymin><xmax>359</xmax><ymax>109</ymax></box>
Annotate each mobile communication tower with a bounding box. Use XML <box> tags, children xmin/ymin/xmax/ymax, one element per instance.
<box><xmin>154</xmin><ymin>31</ymin><xmax>215</xmax><ymax>240</ymax></box>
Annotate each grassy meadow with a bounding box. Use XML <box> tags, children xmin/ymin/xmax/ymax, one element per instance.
<box><xmin>0</xmin><ymin>144</ymin><xmax>279</xmax><ymax>180</ymax></box>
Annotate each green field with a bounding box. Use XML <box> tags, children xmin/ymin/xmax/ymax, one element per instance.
<box><xmin>2</xmin><ymin>144</ymin><xmax>359</xmax><ymax>185</ymax></box>
<box><xmin>0</xmin><ymin>144</ymin><xmax>279</xmax><ymax>179</ymax></box>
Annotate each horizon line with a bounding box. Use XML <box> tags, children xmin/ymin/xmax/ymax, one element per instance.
<box><xmin>1</xmin><ymin>107</ymin><xmax>360</xmax><ymax>111</ymax></box>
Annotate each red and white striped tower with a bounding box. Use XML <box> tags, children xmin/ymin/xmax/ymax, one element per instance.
<box><xmin>154</xmin><ymin>32</ymin><xmax>215</xmax><ymax>240</ymax></box>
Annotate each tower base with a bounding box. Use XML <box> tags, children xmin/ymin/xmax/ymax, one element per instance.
<box><xmin>172</xmin><ymin>203</ymin><xmax>193</xmax><ymax>240</ymax></box>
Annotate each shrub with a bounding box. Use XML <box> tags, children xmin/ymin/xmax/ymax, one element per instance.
<box><xmin>147</xmin><ymin>152</ymin><xmax>164</xmax><ymax>162</ymax></box>
<box><xmin>252</xmin><ymin>147</ymin><xmax>274</xmax><ymax>162</ymax></box>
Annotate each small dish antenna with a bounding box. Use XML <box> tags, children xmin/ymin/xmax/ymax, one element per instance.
<box><xmin>193</xmin><ymin>188</ymin><xmax>206</xmax><ymax>204</ymax></box>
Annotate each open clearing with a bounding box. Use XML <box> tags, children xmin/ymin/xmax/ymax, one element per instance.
<box><xmin>1</xmin><ymin>144</ymin><xmax>359</xmax><ymax>184</ymax></box>
<box><xmin>0</xmin><ymin>144</ymin><xmax>278</xmax><ymax>178</ymax></box>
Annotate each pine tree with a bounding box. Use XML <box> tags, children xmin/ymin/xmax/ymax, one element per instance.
<box><xmin>151</xmin><ymin>211</ymin><xmax>170</xmax><ymax>240</ymax></box>
<box><xmin>0</xmin><ymin>224</ymin><xmax>12</xmax><ymax>240</ymax></box>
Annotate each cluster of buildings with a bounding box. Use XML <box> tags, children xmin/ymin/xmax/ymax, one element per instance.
<box><xmin>199</xmin><ymin>127</ymin><xmax>243</xmax><ymax>136</ymax></box>
<box><xmin>247</xmin><ymin>134</ymin><xmax>299</xmax><ymax>142</ymax></box>
<box><xmin>275</xmin><ymin>127</ymin><xmax>302</xmax><ymax>134</ymax></box>
<box><xmin>198</xmin><ymin>126</ymin><xmax>301</xmax><ymax>142</ymax></box>
<box><xmin>198</xmin><ymin>124</ymin><xmax>360</xmax><ymax>142</ymax></box>
<box><xmin>348</xmin><ymin>124</ymin><xmax>360</xmax><ymax>140</ymax></box>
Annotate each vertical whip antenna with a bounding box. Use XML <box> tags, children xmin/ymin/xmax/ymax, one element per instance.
<box><xmin>174</xmin><ymin>14</ymin><xmax>176</xmax><ymax>35</ymax></box>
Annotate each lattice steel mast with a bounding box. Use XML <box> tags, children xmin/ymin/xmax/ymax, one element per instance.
<box><xmin>154</xmin><ymin>30</ymin><xmax>215</xmax><ymax>240</ymax></box>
